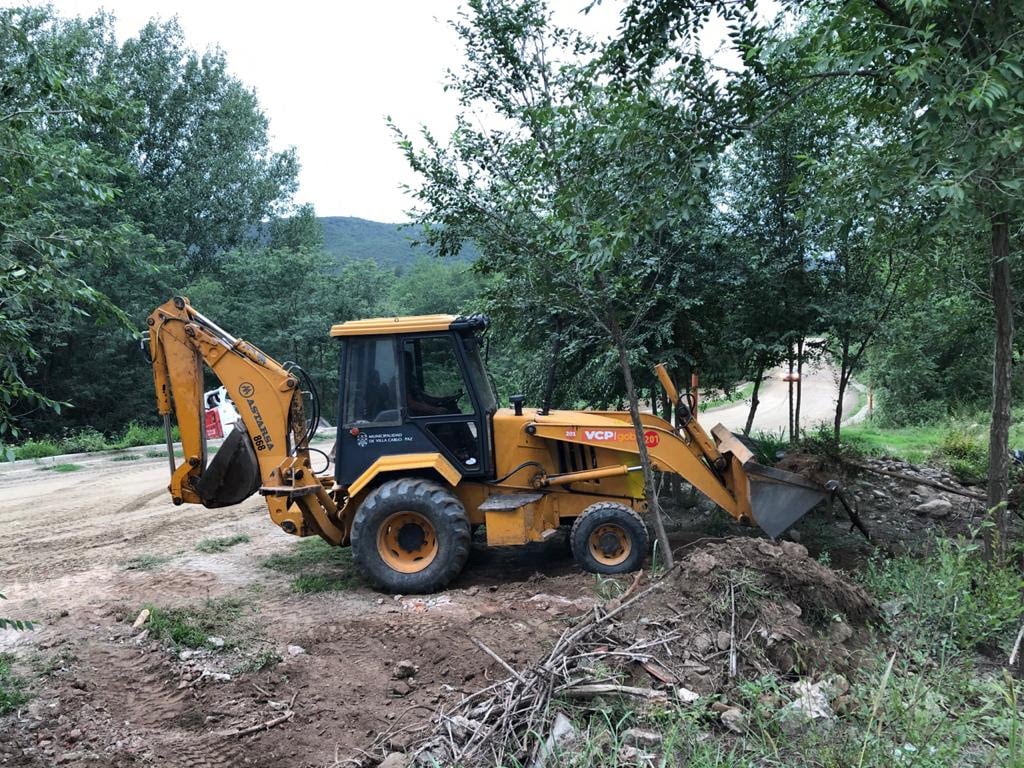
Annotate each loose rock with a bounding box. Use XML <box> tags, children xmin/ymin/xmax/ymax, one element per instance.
<box><xmin>622</xmin><ymin>728</ymin><xmax>662</xmax><ymax>748</ymax></box>
<box><xmin>720</xmin><ymin>707</ymin><xmax>745</xmax><ymax>733</ymax></box>
<box><xmin>392</xmin><ymin>659</ymin><xmax>417</xmax><ymax>679</ymax></box>
<box><xmin>912</xmin><ymin>498</ymin><xmax>953</xmax><ymax>518</ymax></box>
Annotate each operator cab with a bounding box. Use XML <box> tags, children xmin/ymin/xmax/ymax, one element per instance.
<box><xmin>330</xmin><ymin>314</ymin><xmax>498</xmax><ymax>485</ymax></box>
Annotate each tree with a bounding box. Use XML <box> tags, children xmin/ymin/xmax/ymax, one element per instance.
<box><xmin>395</xmin><ymin>0</ymin><xmax>734</xmax><ymax>566</ymax></box>
<box><xmin>107</xmin><ymin>18</ymin><xmax>299</xmax><ymax>269</ymax></box>
<box><xmin>614</xmin><ymin>0</ymin><xmax>1024</xmax><ymax>554</ymax></box>
<box><xmin>0</xmin><ymin>7</ymin><xmax>134</xmax><ymax>456</ymax></box>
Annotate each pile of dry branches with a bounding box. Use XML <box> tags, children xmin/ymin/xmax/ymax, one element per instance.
<box><xmin>362</xmin><ymin>567</ymin><xmax>680</xmax><ymax>767</ymax></box>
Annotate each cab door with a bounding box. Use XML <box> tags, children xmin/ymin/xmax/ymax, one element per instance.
<box><xmin>400</xmin><ymin>334</ymin><xmax>492</xmax><ymax>478</ymax></box>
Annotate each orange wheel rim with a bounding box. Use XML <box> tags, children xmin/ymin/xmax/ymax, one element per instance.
<box><xmin>589</xmin><ymin>524</ymin><xmax>631</xmax><ymax>566</ymax></box>
<box><xmin>377</xmin><ymin>511</ymin><xmax>438</xmax><ymax>574</ymax></box>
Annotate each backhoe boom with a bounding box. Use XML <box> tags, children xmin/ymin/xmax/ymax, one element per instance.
<box><xmin>147</xmin><ymin>297</ymin><xmax>343</xmax><ymax>543</ymax></box>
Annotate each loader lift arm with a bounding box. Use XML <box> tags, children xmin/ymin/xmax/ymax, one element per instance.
<box><xmin>147</xmin><ymin>296</ymin><xmax>344</xmax><ymax>544</ymax></box>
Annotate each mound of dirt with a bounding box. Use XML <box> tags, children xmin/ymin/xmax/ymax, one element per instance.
<box><xmin>371</xmin><ymin>537</ymin><xmax>876</xmax><ymax>767</ymax></box>
<box><xmin>615</xmin><ymin>537</ymin><xmax>877</xmax><ymax>693</ymax></box>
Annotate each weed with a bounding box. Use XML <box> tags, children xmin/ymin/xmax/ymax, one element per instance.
<box><xmin>748</xmin><ymin>428</ymin><xmax>788</xmax><ymax>465</ymax></box>
<box><xmin>40</xmin><ymin>463</ymin><xmax>83</xmax><ymax>472</ymax></box>
<box><xmin>196</xmin><ymin>534</ymin><xmax>251</xmax><ymax>554</ymax></box>
<box><xmin>264</xmin><ymin>538</ymin><xmax>357</xmax><ymax>593</ymax></box>
<box><xmin>0</xmin><ymin>653</ymin><xmax>28</xmax><ymax>715</ymax></box>
<box><xmin>593</xmin><ymin>574</ymin><xmax>627</xmax><ymax>601</ymax></box>
<box><xmin>263</xmin><ymin>538</ymin><xmax>352</xmax><ymax>573</ymax></box>
<box><xmin>145</xmin><ymin>597</ymin><xmax>248</xmax><ymax>650</ymax></box>
<box><xmin>110</xmin><ymin>453</ymin><xmax>141</xmax><ymax>462</ymax></box>
<box><xmin>145</xmin><ymin>450</ymin><xmax>165</xmax><ymax>458</ymax></box>
<box><xmin>862</xmin><ymin>535</ymin><xmax>1024</xmax><ymax>655</ymax></box>
<box><xmin>232</xmin><ymin>648</ymin><xmax>282</xmax><ymax>674</ymax></box>
<box><xmin>123</xmin><ymin>554</ymin><xmax>169</xmax><ymax>571</ymax></box>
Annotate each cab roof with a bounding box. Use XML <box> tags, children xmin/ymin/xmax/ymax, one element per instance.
<box><xmin>329</xmin><ymin>314</ymin><xmax>457</xmax><ymax>337</ymax></box>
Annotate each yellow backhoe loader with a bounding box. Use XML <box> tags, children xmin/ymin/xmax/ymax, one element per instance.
<box><xmin>147</xmin><ymin>297</ymin><xmax>838</xmax><ymax>593</ymax></box>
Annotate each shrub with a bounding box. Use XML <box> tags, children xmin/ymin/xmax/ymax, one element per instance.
<box><xmin>939</xmin><ymin>429</ymin><xmax>988</xmax><ymax>484</ymax></box>
<box><xmin>58</xmin><ymin>428</ymin><xmax>109</xmax><ymax>454</ymax></box>
<box><xmin>862</xmin><ymin>535</ymin><xmax>1024</xmax><ymax>655</ymax></box>
<box><xmin>12</xmin><ymin>439</ymin><xmax>60</xmax><ymax>460</ymax></box>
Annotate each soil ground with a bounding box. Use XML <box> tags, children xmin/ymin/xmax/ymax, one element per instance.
<box><xmin>0</xmin><ymin>444</ymin><xmax>991</xmax><ymax>767</ymax></box>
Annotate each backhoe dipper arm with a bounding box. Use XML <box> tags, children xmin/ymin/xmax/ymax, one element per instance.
<box><xmin>147</xmin><ymin>297</ymin><xmax>344</xmax><ymax>544</ymax></box>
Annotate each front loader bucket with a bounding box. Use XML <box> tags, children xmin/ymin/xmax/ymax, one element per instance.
<box><xmin>744</xmin><ymin>462</ymin><xmax>828</xmax><ymax>539</ymax></box>
<box><xmin>710</xmin><ymin>424</ymin><xmax>828</xmax><ymax>539</ymax></box>
<box><xmin>195</xmin><ymin>424</ymin><xmax>261</xmax><ymax>508</ymax></box>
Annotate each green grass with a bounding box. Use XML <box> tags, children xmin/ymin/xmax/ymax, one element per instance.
<box><xmin>123</xmin><ymin>554</ymin><xmax>170</xmax><ymax>571</ymax></box>
<box><xmin>110</xmin><ymin>453</ymin><xmax>142</xmax><ymax>462</ymax></box>
<box><xmin>840</xmin><ymin>421</ymin><xmax>951</xmax><ymax>464</ymax></box>
<box><xmin>263</xmin><ymin>538</ymin><xmax>358</xmax><ymax>593</ymax></box>
<box><xmin>39</xmin><ymin>463</ymin><xmax>83</xmax><ymax>473</ymax></box>
<box><xmin>145</xmin><ymin>597</ymin><xmax>249</xmax><ymax>650</ymax></box>
<box><xmin>10</xmin><ymin>422</ymin><xmax>182</xmax><ymax>461</ymax></box>
<box><xmin>0</xmin><ymin>653</ymin><xmax>28</xmax><ymax>715</ymax></box>
<box><xmin>196</xmin><ymin>534</ymin><xmax>251</xmax><ymax>554</ymax></box>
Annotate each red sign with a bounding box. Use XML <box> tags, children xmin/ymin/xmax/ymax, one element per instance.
<box><xmin>204</xmin><ymin>409</ymin><xmax>224</xmax><ymax>439</ymax></box>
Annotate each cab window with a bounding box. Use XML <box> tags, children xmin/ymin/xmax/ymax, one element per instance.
<box><xmin>403</xmin><ymin>336</ymin><xmax>472</xmax><ymax>417</ymax></box>
<box><xmin>342</xmin><ymin>338</ymin><xmax>400</xmax><ymax>426</ymax></box>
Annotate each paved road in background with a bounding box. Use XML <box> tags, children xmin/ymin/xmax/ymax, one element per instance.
<box><xmin>699</xmin><ymin>358</ymin><xmax>862</xmax><ymax>435</ymax></box>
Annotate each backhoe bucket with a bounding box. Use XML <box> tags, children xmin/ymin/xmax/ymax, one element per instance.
<box><xmin>710</xmin><ymin>424</ymin><xmax>828</xmax><ymax>539</ymax></box>
<box><xmin>195</xmin><ymin>424</ymin><xmax>261</xmax><ymax>508</ymax></box>
<box><xmin>744</xmin><ymin>462</ymin><xmax>828</xmax><ymax>539</ymax></box>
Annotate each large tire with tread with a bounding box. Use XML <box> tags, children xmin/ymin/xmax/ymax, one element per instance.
<box><xmin>351</xmin><ymin>478</ymin><xmax>471</xmax><ymax>593</ymax></box>
<box><xmin>570</xmin><ymin>502</ymin><xmax>649</xmax><ymax>575</ymax></box>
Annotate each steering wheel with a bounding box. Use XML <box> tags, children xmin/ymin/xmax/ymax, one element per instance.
<box><xmin>437</xmin><ymin>390</ymin><xmax>464</xmax><ymax>410</ymax></box>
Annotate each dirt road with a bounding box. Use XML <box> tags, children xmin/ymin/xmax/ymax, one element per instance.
<box><xmin>0</xmin><ymin>445</ymin><xmax>593</xmax><ymax>767</ymax></box>
<box><xmin>699</xmin><ymin>358</ymin><xmax>863</xmax><ymax>434</ymax></box>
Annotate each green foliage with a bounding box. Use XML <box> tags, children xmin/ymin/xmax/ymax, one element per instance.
<box><xmin>319</xmin><ymin>216</ymin><xmax>476</xmax><ymax>268</ymax></box>
<box><xmin>122</xmin><ymin>554</ymin><xmax>169</xmax><ymax>571</ymax></box>
<box><xmin>0</xmin><ymin>653</ymin><xmax>28</xmax><ymax>715</ymax></box>
<box><xmin>0</xmin><ymin>592</ymin><xmax>33</xmax><ymax>632</ymax></box>
<box><xmin>940</xmin><ymin>429</ymin><xmax>989</xmax><ymax>484</ymax></box>
<box><xmin>145</xmin><ymin>597</ymin><xmax>247</xmax><ymax>650</ymax></box>
<box><xmin>863</xmin><ymin>536</ymin><xmax>1024</xmax><ymax>655</ymax></box>
<box><xmin>196</xmin><ymin>534</ymin><xmax>250</xmax><ymax>554</ymax></box>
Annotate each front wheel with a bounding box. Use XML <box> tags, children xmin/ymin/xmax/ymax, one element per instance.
<box><xmin>569</xmin><ymin>502</ymin><xmax>649</xmax><ymax>575</ymax></box>
<box><xmin>351</xmin><ymin>478</ymin><xmax>471</xmax><ymax>593</ymax></box>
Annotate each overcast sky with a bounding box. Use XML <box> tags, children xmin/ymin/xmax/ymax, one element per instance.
<box><xmin>21</xmin><ymin>1</ymin><xmax>641</xmax><ymax>222</ymax></box>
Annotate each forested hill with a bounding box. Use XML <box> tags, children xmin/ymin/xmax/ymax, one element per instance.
<box><xmin>318</xmin><ymin>216</ymin><xmax>476</xmax><ymax>268</ymax></box>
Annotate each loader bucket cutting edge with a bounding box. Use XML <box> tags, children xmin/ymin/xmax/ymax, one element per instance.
<box><xmin>744</xmin><ymin>462</ymin><xmax>829</xmax><ymax>539</ymax></box>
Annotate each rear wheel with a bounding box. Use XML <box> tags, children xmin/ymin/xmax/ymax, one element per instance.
<box><xmin>570</xmin><ymin>502</ymin><xmax>648</xmax><ymax>574</ymax></box>
<box><xmin>351</xmin><ymin>478</ymin><xmax>470</xmax><ymax>593</ymax></box>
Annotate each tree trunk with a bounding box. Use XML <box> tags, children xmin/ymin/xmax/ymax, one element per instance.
<box><xmin>794</xmin><ymin>337</ymin><xmax>805</xmax><ymax>439</ymax></box>
<box><xmin>606</xmin><ymin>312</ymin><xmax>673</xmax><ymax>569</ymax></box>
<box><xmin>985</xmin><ymin>212</ymin><xmax>1014</xmax><ymax>561</ymax></box>
<box><xmin>787</xmin><ymin>350</ymin><xmax>795</xmax><ymax>443</ymax></box>
<box><xmin>744</xmin><ymin>361</ymin><xmax>765</xmax><ymax>436</ymax></box>
<box><xmin>833</xmin><ymin>340</ymin><xmax>850</xmax><ymax>443</ymax></box>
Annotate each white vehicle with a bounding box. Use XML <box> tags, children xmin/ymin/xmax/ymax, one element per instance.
<box><xmin>204</xmin><ymin>386</ymin><xmax>241</xmax><ymax>439</ymax></box>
